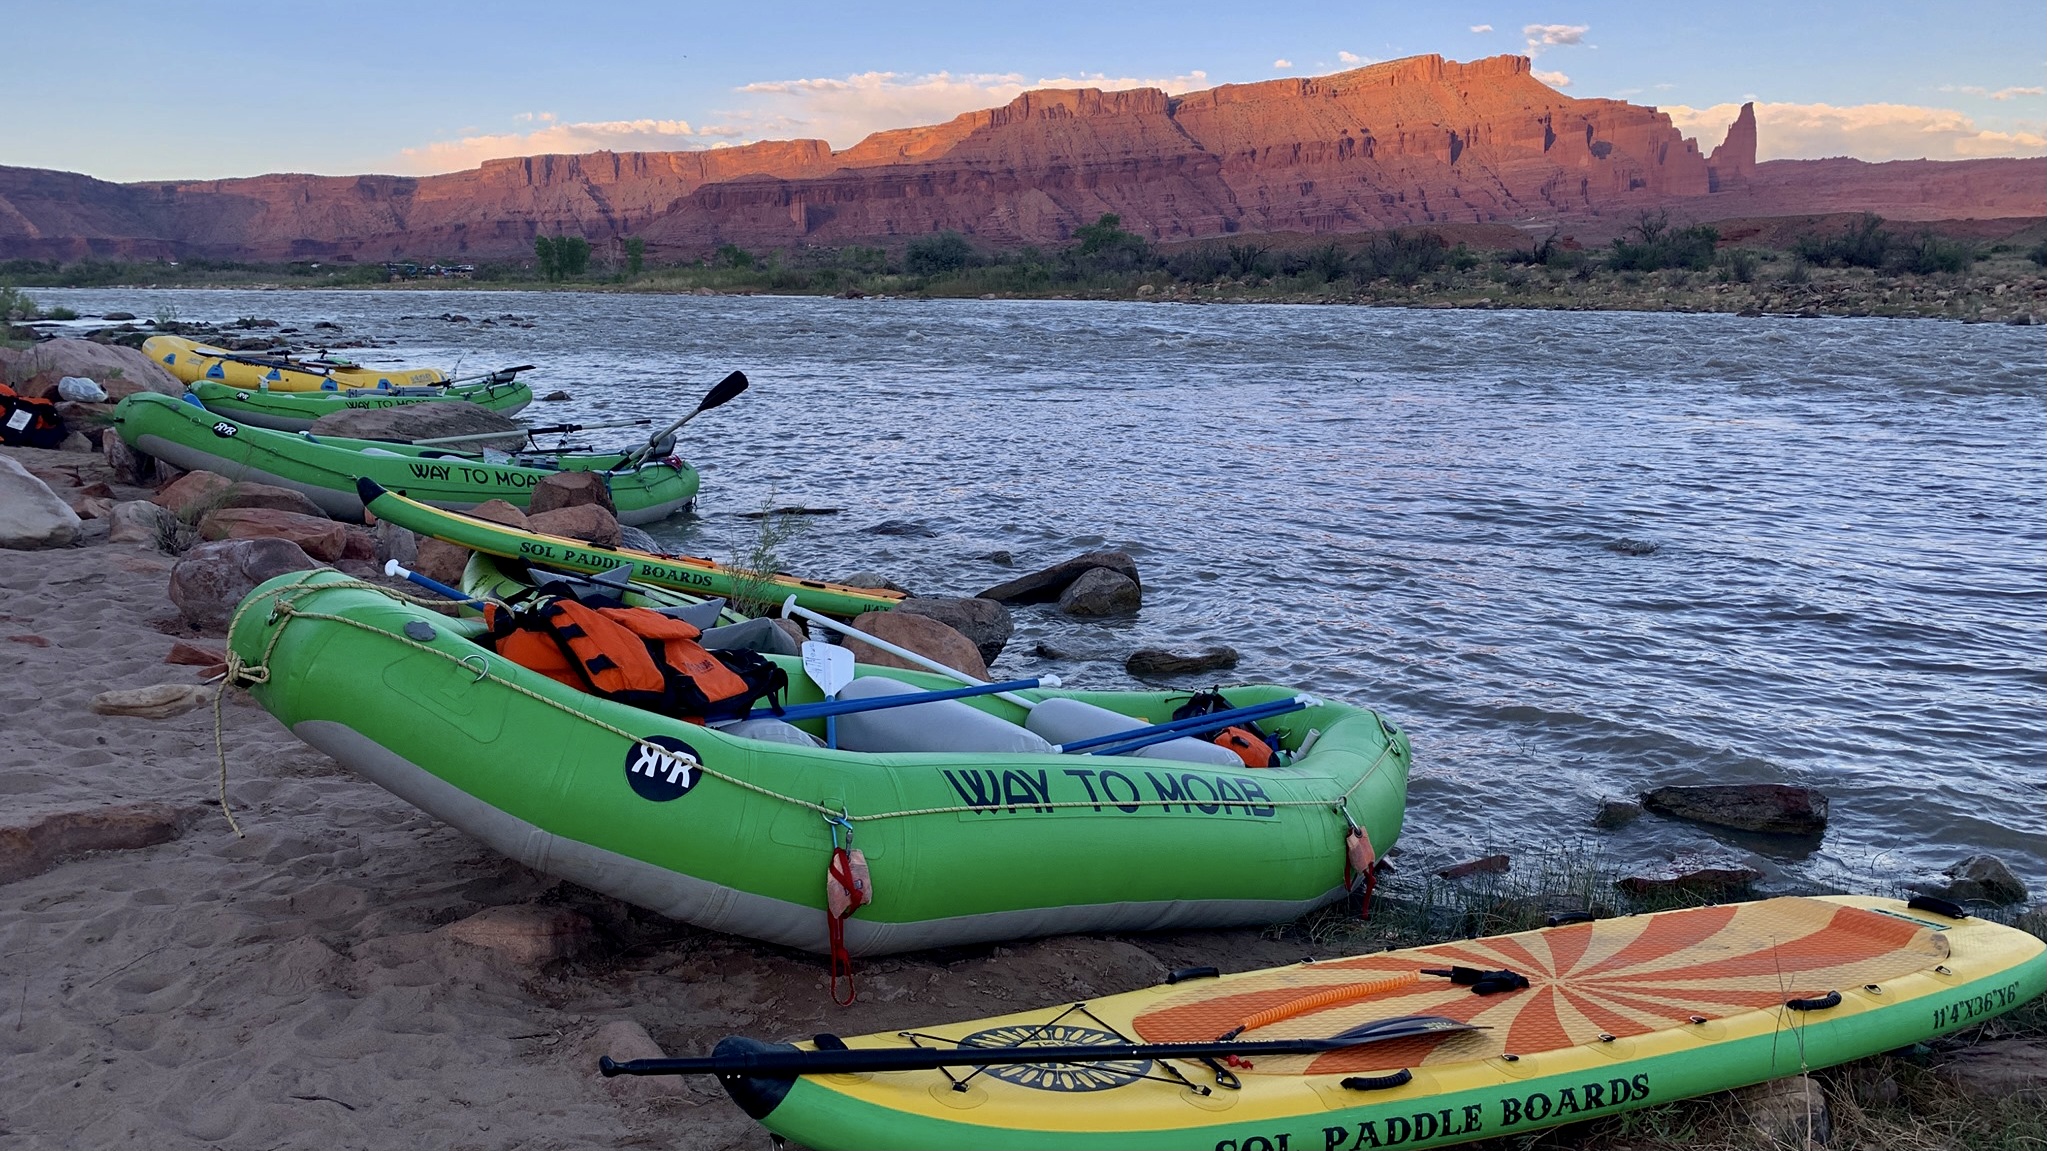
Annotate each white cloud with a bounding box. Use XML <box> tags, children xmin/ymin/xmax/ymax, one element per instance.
<box><xmin>1338</xmin><ymin>51</ymin><xmax>1362</xmax><ymax>65</ymax></box>
<box><xmin>1532</xmin><ymin>69</ymin><xmax>1572</xmax><ymax>88</ymax></box>
<box><xmin>734</xmin><ymin>68</ymin><xmax>1211</xmax><ymax>148</ymax></box>
<box><xmin>1523</xmin><ymin>23</ymin><xmax>1589</xmax><ymax>52</ymax></box>
<box><xmin>1664</xmin><ymin>100</ymin><xmax>2047</xmax><ymax>161</ymax></box>
<box><xmin>395</xmin><ymin>118</ymin><xmax>724</xmax><ymax>173</ymax></box>
<box><xmin>1470</xmin><ymin>23</ymin><xmax>1493</xmax><ymax>33</ymax></box>
<box><xmin>391</xmin><ymin>67</ymin><xmax>1215</xmax><ymax>173</ymax></box>
<box><xmin>1273</xmin><ymin>58</ymin><xmax>1293</xmax><ymax>68</ymax></box>
<box><xmin>1940</xmin><ymin>84</ymin><xmax>2046</xmax><ymax>101</ymax></box>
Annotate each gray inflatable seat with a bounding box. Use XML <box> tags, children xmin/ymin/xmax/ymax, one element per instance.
<box><xmin>711</xmin><ymin>717</ymin><xmax>823</xmax><ymax>748</ymax></box>
<box><xmin>698</xmin><ymin>615</ymin><xmax>800</xmax><ymax>655</ymax></box>
<box><xmin>834</xmin><ymin>676</ymin><xmax>1054</xmax><ymax>755</ymax></box>
<box><xmin>1023</xmin><ymin>696</ymin><xmax>1246</xmax><ymax>767</ymax></box>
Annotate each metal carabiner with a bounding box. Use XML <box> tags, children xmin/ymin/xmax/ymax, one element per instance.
<box><xmin>824</xmin><ymin>810</ymin><xmax>854</xmax><ymax>851</ymax></box>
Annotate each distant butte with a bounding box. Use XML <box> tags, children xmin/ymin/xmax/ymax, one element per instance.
<box><xmin>1</xmin><ymin>53</ymin><xmax>2040</xmax><ymax>262</ymax></box>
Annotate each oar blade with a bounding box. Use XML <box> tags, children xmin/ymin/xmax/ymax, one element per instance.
<box><xmin>699</xmin><ymin>370</ymin><xmax>748</xmax><ymax>413</ymax></box>
<box><xmin>801</xmin><ymin>641</ymin><xmax>855</xmax><ymax>697</ymax></box>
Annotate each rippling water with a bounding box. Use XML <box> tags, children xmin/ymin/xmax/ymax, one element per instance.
<box><xmin>42</xmin><ymin>287</ymin><xmax>2047</xmax><ymax>896</ymax></box>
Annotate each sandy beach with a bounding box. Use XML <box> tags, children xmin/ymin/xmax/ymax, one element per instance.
<box><xmin>0</xmin><ymin>441</ymin><xmax>1327</xmax><ymax>1151</ymax></box>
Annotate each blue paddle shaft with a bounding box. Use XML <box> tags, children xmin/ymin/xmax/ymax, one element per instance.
<box><xmin>397</xmin><ymin>568</ymin><xmax>487</xmax><ymax>608</ymax></box>
<box><xmin>1064</xmin><ymin>698</ymin><xmax>1309</xmax><ymax>756</ymax></box>
<box><xmin>750</xmin><ymin>678</ymin><xmax>1046</xmax><ymax>722</ymax></box>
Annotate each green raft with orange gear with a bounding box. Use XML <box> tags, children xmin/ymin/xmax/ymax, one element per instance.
<box><xmin>224</xmin><ymin>568</ymin><xmax>1413</xmax><ymax>962</ymax></box>
<box><xmin>602</xmin><ymin>894</ymin><xmax>2046</xmax><ymax>1151</ymax></box>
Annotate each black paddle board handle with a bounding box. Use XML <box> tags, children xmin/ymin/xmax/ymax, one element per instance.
<box><xmin>1166</xmin><ymin>966</ymin><xmax>1220</xmax><ymax>984</ymax></box>
<box><xmin>1907</xmin><ymin>895</ymin><xmax>1970</xmax><ymax>919</ymax></box>
<box><xmin>1786</xmin><ymin>990</ymin><xmax>1842</xmax><ymax>1012</ymax></box>
<box><xmin>1340</xmin><ymin>1069</ymin><xmax>1414</xmax><ymax>1091</ymax></box>
<box><xmin>1547</xmin><ymin>910</ymin><xmax>1595</xmax><ymax>927</ymax></box>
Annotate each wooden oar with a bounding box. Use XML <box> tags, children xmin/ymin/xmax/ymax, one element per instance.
<box><xmin>599</xmin><ymin>1015</ymin><xmax>1482</xmax><ymax>1079</ymax></box>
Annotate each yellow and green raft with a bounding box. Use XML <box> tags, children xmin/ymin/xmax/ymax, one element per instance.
<box><xmin>625</xmin><ymin>895</ymin><xmax>2045</xmax><ymax>1150</ymax></box>
<box><xmin>226</xmin><ymin>570</ymin><xmax>1413</xmax><ymax>957</ymax></box>
<box><xmin>364</xmin><ymin>478</ymin><xmax>905</xmax><ymax>619</ymax></box>
<box><xmin>144</xmin><ymin>333</ymin><xmax>447</xmax><ymax>392</ymax></box>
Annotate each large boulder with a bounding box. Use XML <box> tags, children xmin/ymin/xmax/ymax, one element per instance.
<box><xmin>1059</xmin><ymin>567</ymin><xmax>1141</xmax><ymax>616</ymax></box>
<box><xmin>101</xmin><ymin>427</ymin><xmax>153</xmax><ymax>485</ymax></box>
<box><xmin>168</xmin><ymin>537</ymin><xmax>327</xmax><ymax>630</ymax></box>
<box><xmin>309</xmin><ymin>402</ymin><xmax>527</xmax><ymax>448</ymax></box>
<box><xmin>527</xmin><ymin>503</ymin><xmax>620</xmax><ymax>548</ymax></box>
<box><xmin>894</xmin><ymin>596</ymin><xmax>1013</xmax><ymax>666</ymax></box>
<box><xmin>197</xmin><ymin>507</ymin><xmax>349</xmax><ymax>561</ymax></box>
<box><xmin>0</xmin><ymin>455</ymin><xmax>82</xmax><ymax>549</ymax></box>
<box><xmin>2</xmin><ymin>337</ymin><xmax>180</xmax><ymax>396</ymax></box>
<box><xmin>978</xmin><ymin>549</ymin><xmax>1141</xmax><ymax>605</ymax></box>
<box><xmin>1640</xmin><ymin>784</ymin><xmax>1828</xmax><ymax>836</ymax></box>
<box><xmin>1931</xmin><ymin>854</ymin><xmax>2028</xmax><ymax>905</ymax></box>
<box><xmin>152</xmin><ymin>471</ymin><xmax>327</xmax><ymax>520</ymax></box>
<box><xmin>1125</xmin><ymin>646</ymin><xmax>1239</xmax><ymax>676</ymax></box>
<box><xmin>107</xmin><ymin>499</ymin><xmax>179</xmax><ymax>545</ymax></box>
<box><xmin>845</xmin><ymin>611</ymin><xmax>990</xmax><ymax>680</ymax></box>
<box><xmin>528</xmin><ymin>470</ymin><xmax>617</xmax><ymax>516</ymax></box>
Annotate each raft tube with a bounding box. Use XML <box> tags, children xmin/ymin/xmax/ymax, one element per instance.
<box><xmin>226</xmin><ymin>570</ymin><xmax>1413</xmax><ymax>956</ymax></box>
<box><xmin>114</xmin><ymin>392</ymin><xmax>696</xmax><ymax>525</ymax></box>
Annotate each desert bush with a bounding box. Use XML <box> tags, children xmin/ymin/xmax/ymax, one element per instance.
<box><xmin>904</xmin><ymin>231</ymin><xmax>975</xmax><ymax>276</ymax></box>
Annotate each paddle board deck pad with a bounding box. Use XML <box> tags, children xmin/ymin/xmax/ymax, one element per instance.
<box><xmin>688</xmin><ymin>895</ymin><xmax>2044</xmax><ymax>1150</ymax></box>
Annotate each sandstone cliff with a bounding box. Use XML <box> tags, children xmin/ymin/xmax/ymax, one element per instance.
<box><xmin>1</xmin><ymin>55</ymin><xmax>2038</xmax><ymax>262</ymax></box>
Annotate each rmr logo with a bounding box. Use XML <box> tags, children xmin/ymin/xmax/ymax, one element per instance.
<box><xmin>624</xmin><ymin>735</ymin><xmax>701</xmax><ymax>802</ymax></box>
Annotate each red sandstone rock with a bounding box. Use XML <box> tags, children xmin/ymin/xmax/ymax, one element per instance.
<box><xmin>197</xmin><ymin>507</ymin><xmax>348</xmax><ymax>561</ymax></box>
<box><xmin>2</xmin><ymin>54</ymin><xmax>2035</xmax><ymax>262</ymax></box>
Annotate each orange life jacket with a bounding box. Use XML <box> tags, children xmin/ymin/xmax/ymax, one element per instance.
<box><xmin>484</xmin><ymin>595</ymin><xmax>786</xmax><ymax>722</ymax></box>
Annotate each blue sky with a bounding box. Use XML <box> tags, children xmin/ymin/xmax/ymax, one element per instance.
<box><xmin>3</xmin><ymin>0</ymin><xmax>2041</xmax><ymax>181</ymax></box>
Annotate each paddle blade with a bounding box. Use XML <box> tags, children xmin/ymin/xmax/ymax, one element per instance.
<box><xmin>801</xmin><ymin>641</ymin><xmax>855</xmax><ymax>698</ymax></box>
<box><xmin>1313</xmin><ymin>1015</ymin><xmax>1485</xmax><ymax>1050</ymax></box>
<box><xmin>698</xmin><ymin>370</ymin><xmax>748</xmax><ymax>413</ymax></box>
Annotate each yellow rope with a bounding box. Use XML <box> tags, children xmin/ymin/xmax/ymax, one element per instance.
<box><xmin>215</xmin><ymin>573</ymin><xmax>1407</xmax><ymax>829</ymax></box>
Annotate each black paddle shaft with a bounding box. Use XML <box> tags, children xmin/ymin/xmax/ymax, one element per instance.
<box><xmin>601</xmin><ymin>1016</ymin><xmax>1479</xmax><ymax>1078</ymax></box>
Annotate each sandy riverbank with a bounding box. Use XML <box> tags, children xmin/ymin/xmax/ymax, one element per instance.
<box><xmin>0</xmin><ymin>447</ymin><xmax>1325</xmax><ymax>1150</ymax></box>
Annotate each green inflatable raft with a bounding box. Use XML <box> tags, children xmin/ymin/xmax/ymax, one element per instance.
<box><xmin>226</xmin><ymin>570</ymin><xmax>1413</xmax><ymax>956</ymax></box>
<box><xmin>114</xmin><ymin>391</ymin><xmax>697</xmax><ymax>525</ymax></box>
<box><xmin>187</xmin><ymin>374</ymin><xmax>534</xmax><ymax>432</ymax></box>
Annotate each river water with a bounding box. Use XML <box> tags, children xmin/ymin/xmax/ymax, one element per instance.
<box><xmin>38</xmin><ymin>287</ymin><xmax>2047</xmax><ymax>899</ymax></box>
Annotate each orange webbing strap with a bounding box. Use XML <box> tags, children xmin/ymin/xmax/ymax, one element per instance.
<box><xmin>826</xmin><ymin>845</ymin><xmax>871</xmax><ymax>1006</ymax></box>
<box><xmin>1346</xmin><ymin>821</ymin><xmax>1378</xmax><ymax>920</ymax></box>
<box><xmin>1219</xmin><ymin>970</ymin><xmax>1420</xmax><ymax>1040</ymax></box>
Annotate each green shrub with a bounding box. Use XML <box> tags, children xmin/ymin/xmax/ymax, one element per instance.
<box><xmin>904</xmin><ymin>231</ymin><xmax>975</xmax><ymax>276</ymax></box>
<box><xmin>1794</xmin><ymin>213</ymin><xmax>1892</xmax><ymax>268</ymax></box>
<box><xmin>1608</xmin><ymin>211</ymin><xmax>1718</xmax><ymax>272</ymax></box>
<box><xmin>1353</xmin><ymin>230</ymin><xmax>1448</xmax><ymax>285</ymax></box>
<box><xmin>1714</xmin><ymin>248</ymin><xmax>1760</xmax><ymax>283</ymax></box>
<box><xmin>716</xmin><ymin>243</ymin><xmax>754</xmax><ymax>270</ymax></box>
<box><xmin>2029</xmin><ymin>242</ymin><xmax>2047</xmax><ymax>267</ymax></box>
<box><xmin>1892</xmin><ymin>232</ymin><xmax>1975</xmax><ymax>274</ymax></box>
<box><xmin>0</xmin><ymin>285</ymin><xmax>37</xmax><ymax>320</ymax></box>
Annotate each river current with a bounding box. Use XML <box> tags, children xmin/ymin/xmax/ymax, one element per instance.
<box><xmin>38</xmin><ymin>287</ymin><xmax>2047</xmax><ymax>899</ymax></box>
